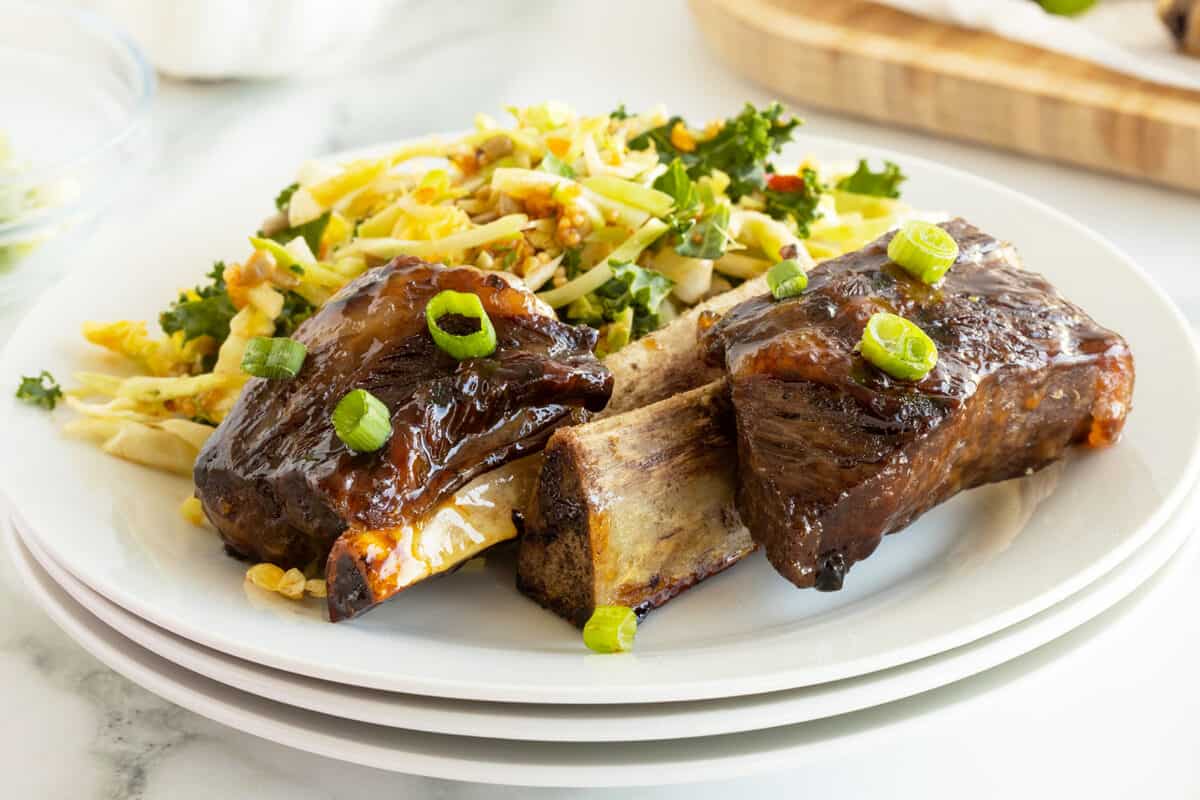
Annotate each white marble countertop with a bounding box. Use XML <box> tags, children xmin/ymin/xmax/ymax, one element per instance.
<box><xmin>4</xmin><ymin>1</ymin><xmax>1199</xmax><ymax>796</ymax></box>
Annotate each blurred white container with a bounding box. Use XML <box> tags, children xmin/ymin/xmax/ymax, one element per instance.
<box><xmin>85</xmin><ymin>0</ymin><xmax>395</xmax><ymax>79</ymax></box>
<box><xmin>0</xmin><ymin>1</ymin><xmax>155</xmax><ymax>306</ymax></box>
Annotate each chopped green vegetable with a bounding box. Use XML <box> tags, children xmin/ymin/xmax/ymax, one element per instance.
<box><xmin>241</xmin><ymin>337</ymin><xmax>307</xmax><ymax>379</ymax></box>
<box><xmin>15</xmin><ymin>370</ymin><xmax>62</xmax><ymax>410</ymax></box>
<box><xmin>767</xmin><ymin>259</ymin><xmax>808</xmax><ymax>300</ymax></box>
<box><xmin>763</xmin><ymin>168</ymin><xmax>824</xmax><ymax>237</ymax></box>
<box><xmin>539</xmin><ymin>153</ymin><xmax>576</xmax><ymax>179</ymax></box>
<box><xmin>1037</xmin><ymin>0</ymin><xmax>1095</xmax><ymax>15</ymax></box>
<box><xmin>501</xmin><ymin>247</ymin><xmax>519</xmax><ymax>270</ymax></box>
<box><xmin>332</xmin><ymin>389</ymin><xmax>393</xmax><ymax>453</ymax></box>
<box><xmin>653</xmin><ymin>158</ymin><xmax>699</xmax><ymax>225</ymax></box>
<box><xmin>582</xmin><ymin>605</ymin><xmax>637</xmax><ymax>653</ymax></box>
<box><xmin>266</xmin><ymin>210</ymin><xmax>331</xmax><ymax>255</ymax></box>
<box><xmin>607</xmin><ymin>217</ymin><xmax>669</xmax><ymax>264</ymax></box>
<box><xmin>860</xmin><ymin>312</ymin><xmax>938</xmax><ymax>381</ymax></box>
<box><xmin>565</xmin><ymin>293</ymin><xmax>605</xmax><ymax>327</ymax></box>
<box><xmin>676</xmin><ymin>204</ymin><xmax>731</xmax><ymax>260</ymax></box>
<box><xmin>159</xmin><ymin>262</ymin><xmax>237</xmax><ymax>346</ymax></box>
<box><xmin>887</xmin><ymin>221</ymin><xmax>958</xmax><ymax>284</ymax></box>
<box><xmin>836</xmin><ymin>159</ymin><xmax>907</xmax><ymax>199</ymax></box>
<box><xmin>601</xmin><ymin>306</ymin><xmax>634</xmax><ymax>356</ymax></box>
<box><xmin>561</xmin><ymin>246</ymin><xmax>584</xmax><ymax>280</ymax></box>
<box><xmin>630</xmin><ymin>102</ymin><xmax>802</xmax><ymax>200</ymax></box>
<box><xmin>425</xmin><ymin>290</ymin><xmax>498</xmax><ymax>360</ymax></box>
<box><xmin>610</xmin><ymin>104</ymin><xmax>630</xmax><ymax>120</ymax></box>
<box><xmin>589</xmin><ymin>261</ymin><xmax>675</xmax><ymax>339</ymax></box>
<box><xmin>274</xmin><ymin>182</ymin><xmax>299</xmax><ymax>211</ymax></box>
<box><xmin>537</xmin><ymin>218</ymin><xmax>669</xmax><ymax>309</ymax></box>
<box><xmin>274</xmin><ymin>291</ymin><xmax>315</xmax><ymax>338</ymax></box>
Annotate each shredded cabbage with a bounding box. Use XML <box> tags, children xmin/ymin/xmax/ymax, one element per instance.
<box><xmin>67</xmin><ymin>102</ymin><xmax>923</xmax><ymax>477</ymax></box>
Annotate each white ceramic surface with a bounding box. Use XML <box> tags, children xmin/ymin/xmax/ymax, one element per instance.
<box><xmin>0</xmin><ymin>1</ymin><xmax>155</xmax><ymax>304</ymax></box>
<box><xmin>8</xmin><ymin>505</ymin><xmax>1198</xmax><ymax>787</ymax></box>
<box><xmin>2</xmin><ymin>135</ymin><xmax>1197</xmax><ymax>705</ymax></box>
<box><xmin>84</xmin><ymin>0</ymin><xmax>395</xmax><ymax>79</ymax></box>
<box><xmin>13</xmin><ymin>471</ymin><xmax>1199</xmax><ymax>743</ymax></box>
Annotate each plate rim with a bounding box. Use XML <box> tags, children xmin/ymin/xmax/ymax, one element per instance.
<box><xmin>11</xmin><ymin>473</ymin><xmax>1199</xmax><ymax>742</ymax></box>
<box><xmin>7</xmin><ymin>498</ymin><xmax>1198</xmax><ymax>787</ymax></box>
<box><xmin>2</xmin><ymin>132</ymin><xmax>1199</xmax><ymax>704</ymax></box>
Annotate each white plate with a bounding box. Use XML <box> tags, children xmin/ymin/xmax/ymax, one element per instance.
<box><xmin>13</xmin><ymin>471</ymin><xmax>1199</xmax><ymax>743</ymax></box>
<box><xmin>2</xmin><ymin>135</ymin><xmax>1198</xmax><ymax>703</ymax></box>
<box><xmin>8</xmin><ymin>505</ymin><xmax>1198</xmax><ymax>787</ymax></box>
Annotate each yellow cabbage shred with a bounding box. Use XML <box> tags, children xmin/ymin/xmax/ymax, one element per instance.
<box><xmin>65</xmin><ymin>101</ymin><xmax>928</xmax><ymax>483</ymax></box>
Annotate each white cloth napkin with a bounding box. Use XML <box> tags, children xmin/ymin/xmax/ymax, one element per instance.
<box><xmin>874</xmin><ymin>0</ymin><xmax>1200</xmax><ymax>93</ymax></box>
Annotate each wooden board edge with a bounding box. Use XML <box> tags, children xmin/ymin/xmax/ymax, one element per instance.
<box><xmin>690</xmin><ymin>0</ymin><xmax>1200</xmax><ymax>194</ymax></box>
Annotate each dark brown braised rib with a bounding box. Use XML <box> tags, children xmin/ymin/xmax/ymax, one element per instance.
<box><xmin>193</xmin><ymin>257</ymin><xmax>612</xmax><ymax>620</ymax></box>
<box><xmin>702</xmin><ymin>219</ymin><xmax>1135</xmax><ymax>590</ymax></box>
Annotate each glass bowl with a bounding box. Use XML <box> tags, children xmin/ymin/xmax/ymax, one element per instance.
<box><xmin>0</xmin><ymin>0</ymin><xmax>155</xmax><ymax>305</ymax></box>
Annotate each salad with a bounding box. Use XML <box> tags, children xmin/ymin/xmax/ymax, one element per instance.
<box><xmin>26</xmin><ymin>102</ymin><xmax>919</xmax><ymax>505</ymax></box>
<box><xmin>0</xmin><ymin>131</ymin><xmax>79</xmax><ymax>271</ymax></box>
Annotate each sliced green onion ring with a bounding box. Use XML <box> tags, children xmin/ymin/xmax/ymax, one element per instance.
<box><xmin>425</xmin><ymin>290</ymin><xmax>498</xmax><ymax>360</ymax></box>
<box><xmin>582</xmin><ymin>605</ymin><xmax>638</xmax><ymax>654</ymax></box>
<box><xmin>241</xmin><ymin>337</ymin><xmax>308</xmax><ymax>379</ymax></box>
<box><xmin>766</xmin><ymin>259</ymin><xmax>808</xmax><ymax>300</ymax></box>
<box><xmin>887</xmin><ymin>221</ymin><xmax>959</xmax><ymax>284</ymax></box>
<box><xmin>332</xmin><ymin>389</ymin><xmax>393</xmax><ymax>453</ymax></box>
<box><xmin>860</xmin><ymin>312</ymin><xmax>938</xmax><ymax>381</ymax></box>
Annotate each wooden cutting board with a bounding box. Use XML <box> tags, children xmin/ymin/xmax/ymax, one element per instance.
<box><xmin>690</xmin><ymin>0</ymin><xmax>1200</xmax><ymax>194</ymax></box>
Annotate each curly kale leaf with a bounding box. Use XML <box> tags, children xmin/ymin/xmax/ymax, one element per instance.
<box><xmin>654</xmin><ymin>158</ymin><xmax>699</xmax><ymax>220</ymax></box>
<box><xmin>675</xmin><ymin>204</ymin><xmax>732</xmax><ymax>260</ymax></box>
<box><xmin>273</xmin><ymin>290</ymin><xmax>315</xmax><ymax>338</ymax></box>
<box><xmin>159</xmin><ymin>262</ymin><xmax>237</xmax><ymax>345</ymax></box>
<box><xmin>835</xmin><ymin>159</ymin><xmax>906</xmax><ymax>199</ymax></box>
<box><xmin>594</xmin><ymin>261</ymin><xmax>675</xmax><ymax>339</ymax></box>
<box><xmin>630</xmin><ymin>102</ymin><xmax>802</xmax><ymax>200</ymax></box>
<box><xmin>564</xmin><ymin>262</ymin><xmax>675</xmax><ymax>344</ymax></box>
<box><xmin>274</xmin><ymin>182</ymin><xmax>299</xmax><ymax>211</ymax></box>
<box><xmin>264</xmin><ymin>211</ymin><xmax>330</xmax><ymax>256</ymax></box>
<box><xmin>15</xmin><ymin>370</ymin><xmax>62</xmax><ymax>410</ymax></box>
<box><xmin>764</xmin><ymin>168</ymin><xmax>824</xmax><ymax>237</ymax></box>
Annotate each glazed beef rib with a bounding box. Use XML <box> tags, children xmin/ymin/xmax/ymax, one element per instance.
<box><xmin>194</xmin><ymin>258</ymin><xmax>612</xmax><ymax>620</ymax></box>
<box><xmin>702</xmin><ymin>219</ymin><xmax>1134</xmax><ymax>590</ymax></box>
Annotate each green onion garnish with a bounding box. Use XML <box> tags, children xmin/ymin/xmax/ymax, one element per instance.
<box><xmin>332</xmin><ymin>389</ymin><xmax>393</xmax><ymax>453</ymax></box>
<box><xmin>860</xmin><ymin>312</ymin><xmax>938</xmax><ymax>381</ymax></box>
<box><xmin>766</xmin><ymin>259</ymin><xmax>808</xmax><ymax>300</ymax></box>
<box><xmin>425</xmin><ymin>290</ymin><xmax>498</xmax><ymax>360</ymax></box>
<box><xmin>887</xmin><ymin>221</ymin><xmax>959</xmax><ymax>285</ymax></box>
<box><xmin>1037</xmin><ymin>0</ymin><xmax>1095</xmax><ymax>15</ymax></box>
<box><xmin>582</xmin><ymin>605</ymin><xmax>638</xmax><ymax>654</ymax></box>
<box><xmin>241</xmin><ymin>337</ymin><xmax>308</xmax><ymax>380</ymax></box>
<box><xmin>15</xmin><ymin>370</ymin><xmax>62</xmax><ymax>410</ymax></box>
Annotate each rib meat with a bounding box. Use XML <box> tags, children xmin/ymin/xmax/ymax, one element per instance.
<box><xmin>702</xmin><ymin>219</ymin><xmax>1135</xmax><ymax>590</ymax></box>
<box><xmin>193</xmin><ymin>257</ymin><xmax>612</xmax><ymax>620</ymax></box>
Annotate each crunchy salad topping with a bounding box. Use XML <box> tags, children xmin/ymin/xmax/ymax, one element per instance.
<box><xmin>47</xmin><ymin>102</ymin><xmax>921</xmax><ymax>483</ymax></box>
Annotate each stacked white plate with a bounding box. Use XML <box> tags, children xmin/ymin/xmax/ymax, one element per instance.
<box><xmin>2</xmin><ymin>137</ymin><xmax>1198</xmax><ymax>788</ymax></box>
